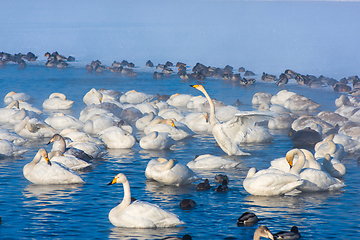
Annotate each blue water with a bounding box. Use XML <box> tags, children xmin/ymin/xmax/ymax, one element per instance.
<box><xmin>0</xmin><ymin>61</ymin><xmax>359</xmax><ymax>240</ymax></box>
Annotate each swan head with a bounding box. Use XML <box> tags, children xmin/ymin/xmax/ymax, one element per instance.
<box><xmin>157</xmin><ymin>157</ymin><xmax>168</xmax><ymax>163</ymax></box>
<box><xmin>254</xmin><ymin>225</ymin><xmax>274</xmax><ymax>240</ymax></box>
<box><xmin>286</xmin><ymin>148</ymin><xmax>304</xmax><ymax>167</ymax></box>
<box><xmin>39</xmin><ymin>148</ymin><xmax>51</xmax><ymax>165</ymax></box>
<box><xmin>47</xmin><ymin>133</ymin><xmax>63</xmax><ymax>144</ymax></box>
<box><xmin>107</xmin><ymin>173</ymin><xmax>128</xmax><ymax>186</ymax></box>
<box><xmin>190</xmin><ymin>84</ymin><xmax>205</xmax><ymax>92</ymax></box>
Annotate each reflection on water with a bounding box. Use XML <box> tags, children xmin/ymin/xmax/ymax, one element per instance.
<box><xmin>109</xmin><ymin>225</ymin><xmax>185</xmax><ymax>240</ymax></box>
<box><xmin>23</xmin><ymin>183</ymin><xmax>83</xmax><ymax>203</ymax></box>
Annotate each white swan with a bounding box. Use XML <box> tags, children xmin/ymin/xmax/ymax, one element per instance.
<box><xmin>45</xmin><ymin>113</ymin><xmax>84</xmax><ymax>131</ymax></box>
<box><xmin>139</xmin><ymin>131</ymin><xmax>175</xmax><ymax>150</ymax></box>
<box><xmin>268</xmin><ymin>113</ymin><xmax>296</xmax><ymax>130</ymax></box>
<box><xmin>242</xmin><ymin>167</ymin><xmax>303</xmax><ymax>196</ymax></box>
<box><xmin>270</xmin><ymin>149</ymin><xmax>321</xmax><ymax>172</ymax></box>
<box><xmin>314</xmin><ymin>139</ymin><xmax>346</xmax><ymax>160</ymax></box>
<box><xmin>215</xmin><ymin>105</ymin><xmax>241</xmax><ymax>122</ymax></box>
<box><xmin>317</xmin><ymin>153</ymin><xmax>346</xmax><ymax>178</ymax></box>
<box><xmin>166</xmin><ymin>93</ymin><xmax>193</xmax><ymax>107</ymax></box>
<box><xmin>107</xmin><ymin>173</ymin><xmax>185</xmax><ymax>228</ymax></box>
<box><xmin>14</xmin><ymin>116</ymin><xmax>58</xmax><ymax>139</ymax></box>
<box><xmin>286</xmin><ymin>149</ymin><xmax>345</xmax><ymax>192</ymax></box>
<box><xmin>283</xmin><ymin>94</ymin><xmax>321</xmax><ymax>111</ymax></box>
<box><xmin>0</xmin><ymin>100</ymin><xmax>21</xmax><ymax>124</ymax></box>
<box><xmin>186</xmin><ymin>95</ymin><xmax>208</xmax><ymax>109</ymax></box>
<box><xmin>191</xmin><ymin>84</ymin><xmax>274</xmax><ymax>155</ymax></box>
<box><xmin>119</xmin><ymin>90</ymin><xmax>154</xmax><ymax>104</ymax></box>
<box><xmin>145</xmin><ymin>157</ymin><xmax>168</xmax><ymax>179</ymax></box>
<box><xmin>23</xmin><ymin>148</ymin><xmax>85</xmax><ymax>184</ymax></box>
<box><xmin>252</xmin><ymin>92</ymin><xmax>273</xmax><ymax>105</ymax></box>
<box><xmin>42</xmin><ymin>93</ymin><xmax>75</xmax><ymax>110</ymax></box>
<box><xmin>98</xmin><ymin>126</ymin><xmax>136</xmax><ymax>149</ymax></box>
<box><xmin>186</xmin><ymin>154</ymin><xmax>240</xmax><ymax>170</ymax></box>
<box><xmin>0</xmin><ymin>139</ymin><xmax>28</xmax><ymax>157</ymax></box>
<box><xmin>146</xmin><ymin>159</ymin><xmax>199</xmax><ymax>186</ymax></box>
<box><xmin>270</xmin><ymin>90</ymin><xmax>296</xmax><ymax>106</ymax></box>
<box><xmin>4</xmin><ymin>91</ymin><xmax>32</xmax><ymax>105</ymax></box>
<box><xmin>60</xmin><ymin>128</ymin><xmax>104</xmax><ymax>146</ymax></box>
<box><xmin>0</xmin><ymin>127</ymin><xmax>27</xmax><ymax>145</ymax></box>
<box><xmin>182</xmin><ymin>112</ymin><xmax>211</xmax><ymax>132</ymax></box>
<box><xmin>48</xmin><ymin>150</ymin><xmax>91</xmax><ymax>171</ymax></box>
<box><xmin>83</xmin><ymin>88</ymin><xmax>103</xmax><ymax>105</ymax></box>
<box><xmin>144</xmin><ymin>119</ymin><xmax>191</xmax><ymax>141</ymax></box>
<box><xmin>48</xmin><ymin>134</ymin><xmax>94</xmax><ymax>161</ymax></box>
<box><xmin>135</xmin><ymin>112</ymin><xmax>158</xmax><ymax>131</ymax></box>
<box><xmin>83</xmin><ymin>114</ymin><xmax>120</xmax><ymax>135</ymax></box>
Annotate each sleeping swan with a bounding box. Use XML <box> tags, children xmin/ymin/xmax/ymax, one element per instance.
<box><xmin>107</xmin><ymin>173</ymin><xmax>185</xmax><ymax>228</ymax></box>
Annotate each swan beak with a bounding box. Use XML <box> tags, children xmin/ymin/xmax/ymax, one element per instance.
<box><xmin>45</xmin><ymin>157</ymin><xmax>52</xmax><ymax>166</ymax></box>
<box><xmin>107</xmin><ymin>177</ymin><xmax>117</xmax><ymax>186</ymax></box>
<box><xmin>286</xmin><ymin>156</ymin><xmax>293</xmax><ymax>167</ymax></box>
<box><xmin>190</xmin><ymin>84</ymin><xmax>198</xmax><ymax>88</ymax></box>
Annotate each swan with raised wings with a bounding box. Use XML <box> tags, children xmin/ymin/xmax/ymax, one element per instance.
<box><xmin>190</xmin><ymin>84</ymin><xmax>274</xmax><ymax>155</ymax></box>
<box><xmin>107</xmin><ymin>173</ymin><xmax>185</xmax><ymax>228</ymax></box>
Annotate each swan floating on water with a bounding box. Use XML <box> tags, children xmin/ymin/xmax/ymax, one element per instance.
<box><xmin>23</xmin><ymin>148</ymin><xmax>85</xmax><ymax>184</ymax></box>
<box><xmin>190</xmin><ymin>84</ymin><xmax>274</xmax><ymax>155</ymax></box>
<box><xmin>42</xmin><ymin>93</ymin><xmax>74</xmax><ymax>110</ymax></box>
<box><xmin>107</xmin><ymin>173</ymin><xmax>185</xmax><ymax>228</ymax></box>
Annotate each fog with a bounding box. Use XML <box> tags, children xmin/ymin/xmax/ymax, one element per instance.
<box><xmin>1</xmin><ymin>0</ymin><xmax>359</xmax><ymax>78</ymax></box>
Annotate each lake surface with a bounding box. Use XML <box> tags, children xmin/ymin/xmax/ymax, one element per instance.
<box><xmin>0</xmin><ymin>62</ymin><xmax>359</xmax><ymax>240</ymax></box>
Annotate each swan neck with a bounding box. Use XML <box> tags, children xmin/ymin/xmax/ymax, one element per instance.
<box><xmin>327</xmin><ymin>141</ymin><xmax>336</xmax><ymax>154</ymax></box>
<box><xmin>200</xmin><ymin>88</ymin><xmax>218</xmax><ymax>125</ymax></box>
<box><xmin>289</xmin><ymin>149</ymin><xmax>305</xmax><ymax>175</ymax></box>
<box><xmin>116</xmin><ymin>180</ymin><xmax>132</xmax><ymax>214</ymax></box>
<box><xmin>161</xmin><ymin>159</ymin><xmax>175</xmax><ymax>171</ymax></box>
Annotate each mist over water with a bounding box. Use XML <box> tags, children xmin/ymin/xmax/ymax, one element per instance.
<box><xmin>1</xmin><ymin>1</ymin><xmax>359</xmax><ymax>78</ymax></box>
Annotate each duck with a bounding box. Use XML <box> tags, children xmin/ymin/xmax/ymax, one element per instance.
<box><xmin>236</xmin><ymin>212</ymin><xmax>259</xmax><ymax>226</ymax></box>
<box><xmin>48</xmin><ymin>150</ymin><xmax>91</xmax><ymax>171</ymax></box>
<box><xmin>273</xmin><ymin>226</ymin><xmax>301</xmax><ymax>240</ymax></box>
<box><xmin>97</xmin><ymin>126</ymin><xmax>136</xmax><ymax>149</ymax></box>
<box><xmin>0</xmin><ymin>139</ymin><xmax>28</xmax><ymax>157</ymax></box>
<box><xmin>190</xmin><ymin>84</ymin><xmax>274</xmax><ymax>155</ymax></box>
<box><xmin>42</xmin><ymin>93</ymin><xmax>75</xmax><ymax>110</ymax></box>
<box><xmin>286</xmin><ymin>149</ymin><xmax>345</xmax><ymax>192</ymax></box>
<box><xmin>179</xmin><ymin>199</ymin><xmax>196</xmax><ymax>209</ymax></box>
<box><xmin>186</xmin><ymin>154</ymin><xmax>240</xmax><ymax>170</ymax></box>
<box><xmin>214</xmin><ymin>174</ymin><xmax>229</xmax><ymax>184</ymax></box>
<box><xmin>243</xmin><ymin>167</ymin><xmax>303</xmax><ymax>196</ymax></box>
<box><xmin>23</xmin><ymin>148</ymin><xmax>85</xmax><ymax>184</ymax></box>
<box><xmin>47</xmin><ymin>134</ymin><xmax>93</xmax><ymax>161</ymax></box>
<box><xmin>146</xmin><ymin>159</ymin><xmax>199</xmax><ymax>186</ymax></box>
<box><xmin>107</xmin><ymin>173</ymin><xmax>185</xmax><ymax>228</ymax></box>
<box><xmin>276</xmin><ymin>73</ymin><xmax>289</xmax><ymax>86</ymax></box>
<box><xmin>261</xmin><ymin>72</ymin><xmax>277</xmax><ymax>82</ymax></box>
<box><xmin>214</xmin><ymin>179</ymin><xmax>229</xmax><ymax>192</ymax></box>
<box><xmin>161</xmin><ymin>234</ymin><xmax>192</xmax><ymax>240</ymax></box>
<box><xmin>253</xmin><ymin>225</ymin><xmax>274</xmax><ymax>240</ymax></box>
<box><xmin>139</xmin><ymin>131</ymin><xmax>175</xmax><ymax>150</ymax></box>
<box><xmin>196</xmin><ymin>179</ymin><xmax>211</xmax><ymax>191</ymax></box>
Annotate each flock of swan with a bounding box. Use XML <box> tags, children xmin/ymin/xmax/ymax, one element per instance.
<box><xmin>1</xmin><ymin>67</ymin><xmax>360</xmax><ymax>238</ymax></box>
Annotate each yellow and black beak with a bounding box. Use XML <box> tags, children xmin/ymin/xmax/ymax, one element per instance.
<box><xmin>286</xmin><ymin>156</ymin><xmax>293</xmax><ymax>167</ymax></box>
<box><xmin>190</xmin><ymin>84</ymin><xmax>199</xmax><ymax>88</ymax></box>
<box><xmin>107</xmin><ymin>177</ymin><xmax>117</xmax><ymax>186</ymax></box>
<box><xmin>45</xmin><ymin>156</ymin><xmax>51</xmax><ymax>166</ymax></box>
